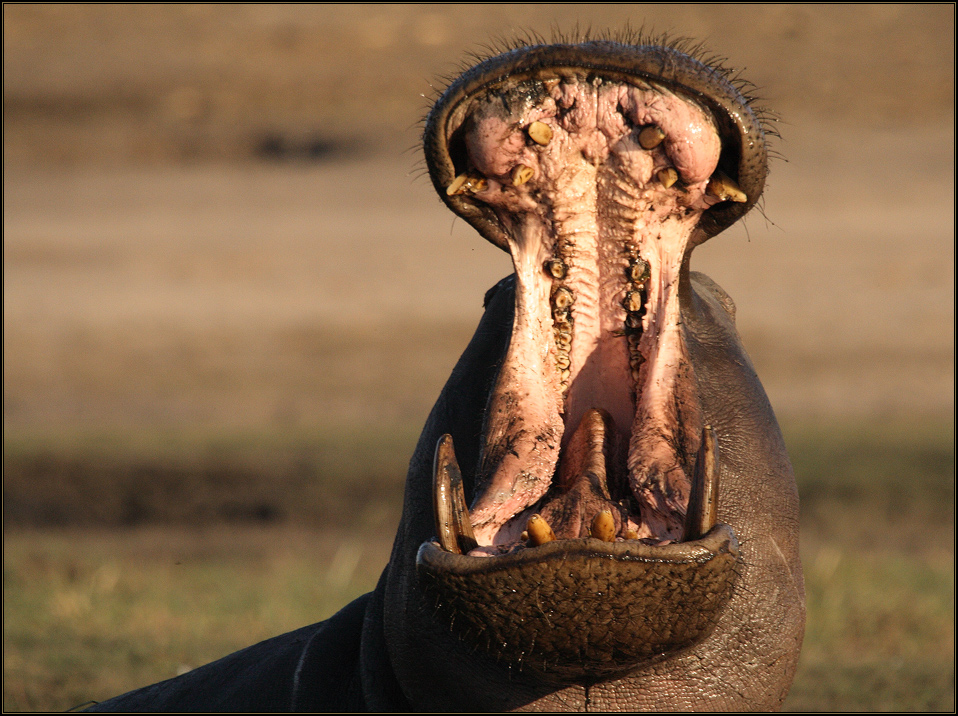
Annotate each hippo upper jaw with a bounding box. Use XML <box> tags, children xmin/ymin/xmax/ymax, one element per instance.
<box><xmin>417</xmin><ymin>38</ymin><xmax>771</xmax><ymax>549</ymax></box>
<box><xmin>376</xmin><ymin>36</ymin><xmax>803</xmax><ymax>712</ymax></box>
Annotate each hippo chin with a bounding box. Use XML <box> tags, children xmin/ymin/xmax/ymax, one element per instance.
<box><xmin>87</xmin><ymin>35</ymin><xmax>804</xmax><ymax>713</ymax></box>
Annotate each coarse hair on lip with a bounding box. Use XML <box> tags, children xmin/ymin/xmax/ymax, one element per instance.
<box><xmin>421</xmin><ymin>32</ymin><xmax>778</xmax><ymax>254</ymax></box>
<box><xmin>421</xmin><ymin>25</ymin><xmax>780</xmax><ymax>143</ymax></box>
<box><xmin>409</xmin><ymin>27</ymin><xmax>782</xmax><ymax>240</ymax></box>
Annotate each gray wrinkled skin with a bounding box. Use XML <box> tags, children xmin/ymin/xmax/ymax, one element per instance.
<box><xmin>378</xmin><ymin>272</ymin><xmax>804</xmax><ymax>711</ymax></box>
<box><xmin>86</xmin><ymin>36</ymin><xmax>804</xmax><ymax>713</ymax></box>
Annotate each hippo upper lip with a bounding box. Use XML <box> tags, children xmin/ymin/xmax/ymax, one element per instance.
<box><xmin>424</xmin><ymin>40</ymin><xmax>770</xmax><ymax>253</ymax></box>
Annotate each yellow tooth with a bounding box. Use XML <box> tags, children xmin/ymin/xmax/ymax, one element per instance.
<box><xmin>639</xmin><ymin>125</ymin><xmax>666</xmax><ymax>150</ymax></box>
<box><xmin>544</xmin><ymin>258</ymin><xmax>567</xmax><ymax>280</ymax></box>
<box><xmin>657</xmin><ymin>167</ymin><xmax>678</xmax><ymax>189</ymax></box>
<box><xmin>552</xmin><ymin>287</ymin><xmax>575</xmax><ymax>310</ymax></box>
<box><xmin>527</xmin><ymin>121</ymin><xmax>553</xmax><ymax>146</ymax></box>
<box><xmin>628</xmin><ymin>257</ymin><xmax>650</xmax><ymax>284</ymax></box>
<box><xmin>625</xmin><ymin>528</ymin><xmax>639</xmax><ymax>540</ymax></box>
<box><xmin>511</xmin><ymin>164</ymin><xmax>534</xmax><ymax>186</ymax></box>
<box><xmin>527</xmin><ymin>514</ymin><xmax>556</xmax><ymax>545</ymax></box>
<box><xmin>624</xmin><ymin>290</ymin><xmax>644</xmax><ymax>313</ymax></box>
<box><xmin>706</xmin><ymin>172</ymin><xmax>748</xmax><ymax>203</ymax></box>
<box><xmin>446</xmin><ymin>173</ymin><xmax>488</xmax><ymax>196</ymax></box>
<box><xmin>590</xmin><ymin>510</ymin><xmax>616</xmax><ymax>542</ymax></box>
<box><xmin>446</xmin><ymin>174</ymin><xmax>467</xmax><ymax>196</ymax></box>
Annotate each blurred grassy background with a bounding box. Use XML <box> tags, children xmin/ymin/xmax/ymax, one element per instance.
<box><xmin>4</xmin><ymin>4</ymin><xmax>954</xmax><ymax>712</ymax></box>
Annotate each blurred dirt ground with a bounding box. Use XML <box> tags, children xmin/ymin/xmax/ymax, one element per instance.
<box><xmin>4</xmin><ymin>4</ymin><xmax>955</xmax><ymax>438</ymax></box>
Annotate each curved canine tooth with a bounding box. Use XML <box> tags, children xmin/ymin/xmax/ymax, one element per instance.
<box><xmin>657</xmin><ymin>167</ymin><xmax>679</xmax><ymax>189</ymax></box>
<box><xmin>590</xmin><ymin>510</ymin><xmax>616</xmax><ymax>542</ymax></box>
<box><xmin>706</xmin><ymin>171</ymin><xmax>747</xmax><ymax>203</ymax></box>
<box><xmin>432</xmin><ymin>434</ymin><xmax>478</xmax><ymax>553</ymax></box>
<box><xmin>527</xmin><ymin>514</ymin><xmax>556</xmax><ymax>545</ymax></box>
<box><xmin>683</xmin><ymin>425</ymin><xmax>720</xmax><ymax>541</ymax></box>
<box><xmin>511</xmin><ymin>164</ymin><xmax>535</xmax><ymax>186</ymax></box>
<box><xmin>527</xmin><ymin>120</ymin><xmax>553</xmax><ymax>146</ymax></box>
<box><xmin>639</xmin><ymin>125</ymin><xmax>666</xmax><ymax>150</ymax></box>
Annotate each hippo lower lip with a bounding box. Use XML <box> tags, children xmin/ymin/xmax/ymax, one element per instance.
<box><xmin>417</xmin><ymin>525</ymin><xmax>739</xmax><ymax>681</ymax></box>
<box><xmin>415</xmin><ymin>44</ymin><xmax>760</xmax><ymax>678</ymax></box>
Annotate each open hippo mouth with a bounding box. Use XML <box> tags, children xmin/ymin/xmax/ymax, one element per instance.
<box><xmin>415</xmin><ymin>38</ymin><xmax>769</xmax><ymax>681</ymax></box>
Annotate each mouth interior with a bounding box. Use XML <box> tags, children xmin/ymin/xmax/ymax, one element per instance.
<box><xmin>442</xmin><ymin>70</ymin><xmax>737</xmax><ymax>554</ymax></box>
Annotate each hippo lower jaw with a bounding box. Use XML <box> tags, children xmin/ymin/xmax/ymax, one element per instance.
<box><xmin>417</xmin><ymin>527</ymin><xmax>739</xmax><ymax>681</ymax></box>
<box><xmin>418</xmin><ymin>382</ymin><xmax>738</xmax><ymax>683</ymax></box>
<box><xmin>414</xmin><ymin>40</ymin><xmax>764</xmax><ymax>681</ymax></box>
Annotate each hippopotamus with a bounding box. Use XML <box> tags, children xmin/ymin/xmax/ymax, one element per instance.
<box><xmin>87</xmin><ymin>35</ymin><xmax>805</xmax><ymax>712</ymax></box>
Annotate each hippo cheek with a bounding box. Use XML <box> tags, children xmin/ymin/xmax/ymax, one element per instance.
<box><xmin>392</xmin><ymin>39</ymin><xmax>798</xmax><ymax>696</ymax></box>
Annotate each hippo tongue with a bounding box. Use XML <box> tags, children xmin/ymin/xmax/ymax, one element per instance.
<box><xmin>537</xmin><ymin>408</ymin><xmax>622</xmax><ymax>541</ymax></box>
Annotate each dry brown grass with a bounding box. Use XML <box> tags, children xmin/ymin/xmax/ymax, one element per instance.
<box><xmin>4</xmin><ymin>5</ymin><xmax>953</xmax><ymax>167</ymax></box>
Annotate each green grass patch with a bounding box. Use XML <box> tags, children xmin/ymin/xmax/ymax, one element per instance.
<box><xmin>782</xmin><ymin>418</ymin><xmax>955</xmax><ymax>711</ymax></box>
<box><xmin>3</xmin><ymin>418</ymin><xmax>954</xmax><ymax>711</ymax></box>
<box><xmin>785</xmin><ymin>417</ymin><xmax>954</xmax><ymax>518</ymax></box>
<box><xmin>3</xmin><ymin>526</ymin><xmax>392</xmax><ymax>712</ymax></box>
